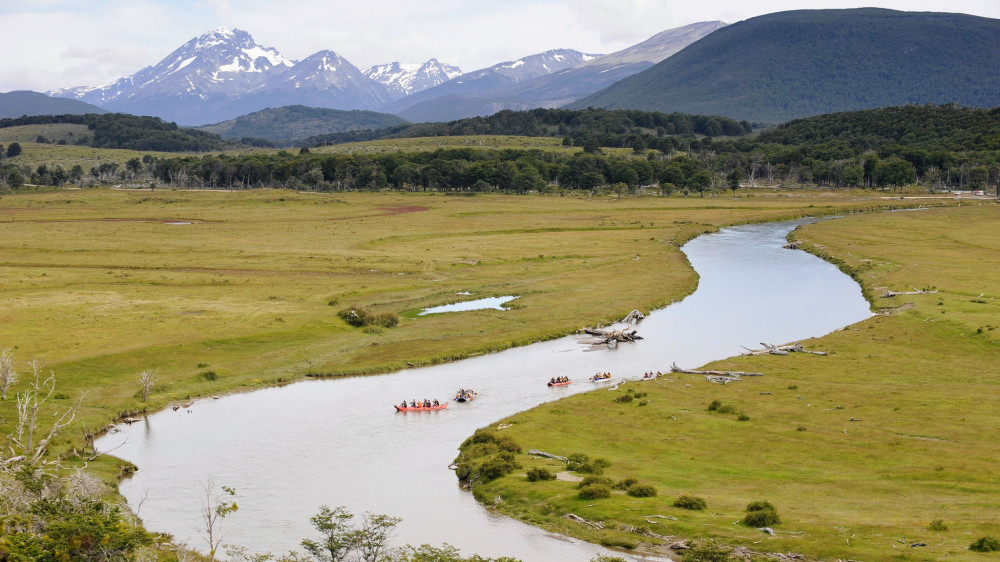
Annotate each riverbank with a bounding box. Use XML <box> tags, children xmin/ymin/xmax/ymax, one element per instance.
<box><xmin>0</xmin><ymin>189</ymin><xmax>918</xmax><ymax>452</ymax></box>
<box><xmin>462</xmin><ymin>203</ymin><xmax>1000</xmax><ymax>561</ymax></box>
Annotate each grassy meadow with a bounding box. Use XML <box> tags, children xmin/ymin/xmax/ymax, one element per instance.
<box><xmin>0</xmin><ymin>188</ymin><xmax>913</xmax><ymax>448</ymax></box>
<box><xmin>467</xmin><ymin>203</ymin><xmax>1000</xmax><ymax>561</ymax></box>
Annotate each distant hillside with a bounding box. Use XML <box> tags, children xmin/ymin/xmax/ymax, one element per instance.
<box><xmin>301</xmin><ymin>107</ymin><xmax>751</xmax><ymax>149</ymax></box>
<box><xmin>571</xmin><ymin>9</ymin><xmax>1000</xmax><ymax>123</ymax></box>
<box><xmin>760</xmin><ymin>103</ymin><xmax>1000</xmax><ymax>152</ymax></box>
<box><xmin>198</xmin><ymin>105</ymin><xmax>408</xmax><ymax>142</ymax></box>
<box><xmin>0</xmin><ymin>91</ymin><xmax>107</xmax><ymax>119</ymax></box>
<box><xmin>0</xmin><ymin>114</ymin><xmax>225</xmax><ymax>152</ymax></box>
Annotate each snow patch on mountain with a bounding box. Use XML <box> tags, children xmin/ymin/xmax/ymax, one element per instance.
<box><xmin>363</xmin><ymin>59</ymin><xmax>462</xmax><ymax>98</ymax></box>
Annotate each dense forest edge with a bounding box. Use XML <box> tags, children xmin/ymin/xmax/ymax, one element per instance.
<box><xmin>3</xmin><ymin>104</ymin><xmax>998</xmax><ymax>195</ymax></box>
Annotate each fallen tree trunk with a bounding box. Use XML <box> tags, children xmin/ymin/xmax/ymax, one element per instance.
<box><xmin>580</xmin><ymin>327</ymin><xmax>643</xmax><ymax>349</ymax></box>
<box><xmin>881</xmin><ymin>288</ymin><xmax>938</xmax><ymax>298</ymax></box>
<box><xmin>528</xmin><ymin>449</ymin><xmax>567</xmax><ymax>461</ymax></box>
<box><xmin>741</xmin><ymin>342</ymin><xmax>828</xmax><ymax>356</ymax></box>
<box><xmin>670</xmin><ymin>362</ymin><xmax>764</xmax><ymax>377</ymax></box>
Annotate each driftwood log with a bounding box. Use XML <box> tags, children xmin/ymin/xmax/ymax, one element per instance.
<box><xmin>671</xmin><ymin>362</ymin><xmax>764</xmax><ymax>377</ymax></box>
<box><xmin>881</xmin><ymin>288</ymin><xmax>938</xmax><ymax>298</ymax></box>
<box><xmin>565</xmin><ymin>513</ymin><xmax>603</xmax><ymax>530</ymax></box>
<box><xmin>622</xmin><ymin>309</ymin><xmax>646</xmax><ymax>324</ymax></box>
<box><xmin>528</xmin><ymin>449</ymin><xmax>567</xmax><ymax>461</ymax></box>
<box><xmin>580</xmin><ymin>327</ymin><xmax>643</xmax><ymax>349</ymax></box>
<box><xmin>741</xmin><ymin>342</ymin><xmax>828</xmax><ymax>356</ymax></box>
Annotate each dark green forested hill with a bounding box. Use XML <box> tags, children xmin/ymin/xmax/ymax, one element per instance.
<box><xmin>0</xmin><ymin>113</ymin><xmax>226</xmax><ymax>151</ymax></box>
<box><xmin>197</xmin><ymin>105</ymin><xmax>409</xmax><ymax>143</ymax></box>
<box><xmin>301</xmin><ymin>107</ymin><xmax>752</xmax><ymax>148</ymax></box>
<box><xmin>570</xmin><ymin>9</ymin><xmax>1000</xmax><ymax>123</ymax></box>
<box><xmin>760</xmin><ymin>104</ymin><xmax>1000</xmax><ymax>152</ymax></box>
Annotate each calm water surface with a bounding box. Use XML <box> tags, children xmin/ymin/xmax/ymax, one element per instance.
<box><xmin>98</xmin><ymin>219</ymin><xmax>872</xmax><ymax>561</ymax></box>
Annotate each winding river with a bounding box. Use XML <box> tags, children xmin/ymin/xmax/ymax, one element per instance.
<box><xmin>97</xmin><ymin>218</ymin><xmax>872</xmax><ymax>561</ymax></box>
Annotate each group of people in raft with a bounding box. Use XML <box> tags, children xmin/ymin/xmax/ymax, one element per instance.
<box><xmin>549</xmin><ymin>376</ymin><xmax>570</xmax><ymax>384</ymax></box>
<box><xmin>455</xmin><ymin>388</ymin><xmax>474</xmax><ymax>401</ymax></box>
<box><xmin>591</xmin><ymin>372</ymin><xmax>612</xmax><ymax>380</ymax></box>
<box><xmin>643</xmin><ymin>371</ymin><xmax>663</xmax><ymax>379</ymax></box>
<box><xmin>400</xmin><ymin>398</ymin><xmax>440</xmax><ymax>409</ymax></box>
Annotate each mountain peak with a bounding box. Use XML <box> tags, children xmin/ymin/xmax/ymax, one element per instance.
<box><xmin>362</xmin><ymin>59</ymin><xmax>462</xmax><ymax>98</ymax></box>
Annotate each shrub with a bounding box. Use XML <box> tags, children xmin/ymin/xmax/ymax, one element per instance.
<box><xmin>200</xmin><ymin>371</ymin><xmax>217</xmax><ymax>381</ymax></box>
<box><xmin>526</xmin><ymin>467</ymin><xmax>555</xmax><ymax>482</ymax></box>
<box><xmin>567</xmin><ymin>453</ymin><xmax>608</xmax><ymax>474</ymax></box>
<box><xmin>743</xmin><ymin>501</ymin><xmax>780</xmax><ymax>527</ymax></box>
<box><xmin>682</xmin><ymin>540</ymin><xmax>733</xmax><ymax>561</ymax></box>
<box><xmin>717</xmin><ymin>404</ymin><xmax>737</xmax><ymax>414</ymax></box>
<box><xmin>928</xmin><ymin>519</ymin><xmax>948</xmax><ymax>531</ymax></box>
<box><xmin>737</xmin><ymin>412</ymin><xmax>750</xmax><ymax>421</ymax></box>
<box><xmin>479</xmin><ymin>452</ymin><xmax>520</xmax><ymax>481</ymax></box>
<box><xmin>707</xmin><ymin>399</ymin><xmax>722</xmax><ymax>411</ymax></box>
<box><xmin>578</xmin><ymin>483</ymin><xmax>611</xmax><ymax>499</ymax></box>
<box><xmin>579</xmin><ymin>476</ymin><xmax>614</xmax><ymax>489</ymax></box>
<box><xmin>673</xmin><ymin>494</ymin><xmax>707</xmax><ymax>510</ymax></box>
<box><xmin>337</xmin><ymin>307</ymin><xmax>398</xmax><ymax>328</ymax></box>
<box><xmin>614</xmin><ymin>394</ymin><xmax>634</xmax><ymax>403</ymax></box>
<box><xmin>614</xmin><ymin>477</ymin><xmax>638</xmax><ymax>490</ymax></box>
<box><xmin>745</xmin><ymin>500</ymin><xmax>776</xmax><ymax>512</ymax></box>
<box><xmin>626</xmin><ymin>483</ymin><xmax>657</xmax><ymax>498</ymax></box>
<box><xmin>969</xmin><ymin>536</ymin><xmax>1000</xmax><ymax>552</ymax></box>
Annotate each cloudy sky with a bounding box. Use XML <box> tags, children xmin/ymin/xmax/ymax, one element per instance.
<box><xmin>3</xmin><ymin>0</ymin><xmax>1000</xmax><ymax>93</ymax></box>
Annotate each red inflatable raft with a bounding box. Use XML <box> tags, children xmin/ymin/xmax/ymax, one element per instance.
<box><xmin>394</xmin><ymin>401</ymin><xmax>449</xmax><ymax>412</ymax></box>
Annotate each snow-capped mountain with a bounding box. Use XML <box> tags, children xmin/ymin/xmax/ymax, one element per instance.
<box><xmin>251</xmin><ymin>50</ymin><xmax>394</xmax><ymax>110</ymax></box>
<box><xmin>384</xmin><ymin>23</ymin><xmax>726</xmax><ymax>123</ymax></box>
<box><xmin>381</xmin><ymin>49</ymin><xmax>600</xmax><ymax>121</ymax></box>
<box><xmin>362</xmin><ymin>59</ymin><xmax>462</xmax><ymax>99</ymax></box>
<box><xmin>49</xmin><ymin>27</ymin><xmax>296</xmax><ymax>123</ymax></box>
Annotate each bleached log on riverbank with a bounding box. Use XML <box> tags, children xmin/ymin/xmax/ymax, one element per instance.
<box><xmin>528</xmin><ymin>449</ymin><xmax>567</xmax><ymax>461</ymax></box>
<box><xmin>670</xmin><ymin>362</ymin><xmax>764</xmax><ymax>377</ymax></box>
<box><xmin>741</xmin><ymin>342</ymin><xmax>828</xmax><ymax>356</ymax></box>
<box><xmin>881</xmin><ymin>288</ymin><xmax>938</xmax><ymax>297</ymax></box>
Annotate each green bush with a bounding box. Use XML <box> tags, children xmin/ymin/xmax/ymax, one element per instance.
<box><xmin>737</xmin><ymin>412</ymin><xmax>750</xmax><ymax>421</ymax></box>
<box><xmin>614</xmin><ymin>394</ymin><xmax>634</xmax><ymax>403</ymax></box>
<box><xmin>567</xmin><ymin>453</ymin><xmax>609</xmax><ymax>474</ymax></box>
<box><xmin>200</xmin><ymin>370</ymin><xmax>218</xmax><ymax>381</ymax></box>
<box><xmin>969</xmin><ymin>536</ymin><xmax>1000</xmax><ymax>552</ymax></box>
<box><xmin>928</xmin><ymin>519</ymin><xmax>948</xmax><ymax>531</ymax></box>
<box><xmin>707</xmin><ymin>399</ymin><xmax>722</xmax><ymax>411</ymax></box>
<box><xmin>526</xmin><ymin>467</ymin><xmax>556</xmax><ymax>482</ymax></box>
<box><xmin>626</xmin><ymin>483</ymin><xmax>657</xmax><ymax>498</ymax></box>
<box><xmin>479</xmin><ymin>452</ymin><xmax>520</xmax><ymax>481</ymax></box>
<box><xmin>682</xmin><ymin>540</ymin><xmax>734</xmax><ymax>561</ymax></box>
<box><xmin>614</xmin><ymin>477</ymin><xmax>638</xmax><ymax>490</ymax></box>
<box><xmin>579</xmin><ymin>476</ymin><xmax>614</xmax><ymax>489</ymax></box>
<box><xmin>745</xmin><ymin>500</ymin><xmax>776</xmax><ymax>512</ymax></box>
<box><xmin>337</xmin><ymin>307</ymin><xmax>398</xmax><ymax>328</ymax></box>
<box><xmin>742</xmin><ymin>500</ymin><xmax>781</xmax><ymax>527</ymax></box>
<box><xmin>717</xmin><ymin>404</ymin><xmax>737</xmax><ymax>414</ymax></box>
<box><xmin>673</xmin><ymin>494</ymin><xmax>707</xmax><ymax>510</ymax></box>
<box><xmin>578</xmin><ymin>483</ymin><xmax>611</xmax><ymax>499</ymax></box>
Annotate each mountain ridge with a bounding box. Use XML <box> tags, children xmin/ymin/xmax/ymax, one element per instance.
<box><xmin>570</xmin><ymin>9</ymin><xmax>1000</xmax><ymax>122</ymax></box>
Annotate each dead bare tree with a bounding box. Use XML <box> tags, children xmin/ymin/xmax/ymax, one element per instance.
<box><xmin>5</xmin><ymin>360</ymin><xmax>85</xmax><ymax>467</ymax></box>
<box><xmin>200</xmin><ymin>477</ymin><xmax>238</xmax><ymax>561</ymax></box>
<box><xmin>0</xmin><ymin>348</ymin><xmax>17</xmax><ymax>400</ymax></box>
<box><xmin>139</xmin><ymin>369</ymin><xmax>158</xmax><ymax>402</ymax></box>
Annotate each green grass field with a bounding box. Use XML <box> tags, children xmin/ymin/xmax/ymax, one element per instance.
<box><xmin>466</xmin><ymin>203</ymin><xmax>1000</xmax><ymax>561</ymax></box>
<box><xmin>0</xmin><ymin>186</ymin><xmax>985</xmax><ymax>560</ymax></box>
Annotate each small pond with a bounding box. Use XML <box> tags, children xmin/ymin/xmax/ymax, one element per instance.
<box><xmin>418</xmin><ymin>295</ymin><xmax>519</xmax><ymax>315</ymax></box>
